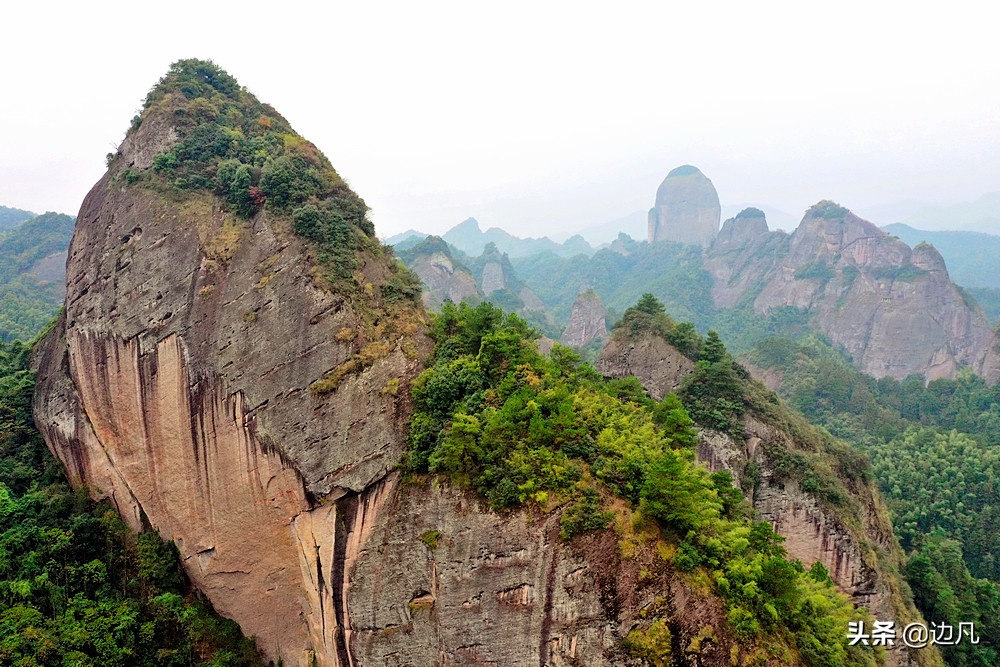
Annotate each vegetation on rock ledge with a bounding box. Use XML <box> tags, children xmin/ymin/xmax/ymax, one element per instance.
<box><xmin>405</xmin><ymin>299</ymin><xmax>879</xmax><ymax>667</ymax></box>
<box><xmin>119</xmin><ymin>58</ymin><xmax>421</xmax><ymax>306</ymax></box>
<box><xmin>749</xmin><ymin>336</ymin><xmax>1000</xmax><ymax>665</ymax></box>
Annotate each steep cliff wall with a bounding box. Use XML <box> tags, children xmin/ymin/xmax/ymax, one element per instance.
<box><xmin>30</xmin><ymin>61</ymin><xmax>429</xmax><ymax>666</ymax></box>
<box><xmin>400</xmin><ymin>236</ymin><xmax>482</xmax><ymax>311</ymax></box>
<box><xmin>648</xmin><ymin>165</ymin><xmax>721</xmax><ymax>247</ymax></box>
<box><xmin>33</xmin><ymin>61</ymin><xmax>783</xmax><ymax>667</ymax></box>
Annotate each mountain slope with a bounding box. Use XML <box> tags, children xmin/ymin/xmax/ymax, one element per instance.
<box><xmin>596</xmin><ymin>302</ymin><xmax>942</xmax><ymax>667</ymax></box>
<box><xmin>0</xmin><ymin>211</ymin><xmax>74</xmax><ymax>341</ymax></box>
<box><xmin>28</xmin><ymin>59</ymin><xmax>875</xmax><ymax>667</ymax></box>
<box><xmin>0</xmin><ymin>204</ymin><xmax>36</xmax><ymax>231</ymax></box>
<box><xmin>33</xmin><ymin>59</ymin><xmax>430</xmax><ymax>666</ymax></box>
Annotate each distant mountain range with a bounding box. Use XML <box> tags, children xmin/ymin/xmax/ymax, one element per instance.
<box><xmin>391</xmin><ymin>217</ymin><xmax>597</xmax><ymax>259</ymax></box>
<box><xmin>899</xmin><ymin>192</ymin><xmax>1000</xmax><ymax>234</ymax></box>
<box><xmin>882</xmin><ymin>223</ymin><xmax>1000</xmax><ymax>289</ymax></box>
<box><xmin>393</xmin><ymin>182</ymin><xmax>1000</xmax><ymax>382</ymax></box>
<box><xmin>0</xmin><ymin>205</ymin><xmax>37</xmax><ymax>232</ymax></box>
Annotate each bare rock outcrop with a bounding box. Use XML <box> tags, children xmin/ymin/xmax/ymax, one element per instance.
<box><xmin>596</xmin><ymin>333</ymin><xmax>694</xmax><ymax>399</ymax></box>
<box><xmin>559</xmin><ymin>289</ymin><xmax>608</xmax><ymax>348</ymax></box>
<box><xmin>476</xmin><ymin>242</ymin><xmax>513</xmax><ymax>294</ymax></box>
<box><xmin>704</xmin><ymin>201</ymin><xmax>1000</xmax><ymax>381</ymax></box>
<box><xmin>401</xmin><ymin>236</ymin><xmax>481</xmax><ymax>310</ymax></box>
<box><xmin>647</xmin><ymin>165</ymin><xmax>721</xmax><ymax>247</ymax></box>
<box><xmin>704</xmin><ymin>208</ymin><xmax>789</xmax><ymax>308</ymax></box>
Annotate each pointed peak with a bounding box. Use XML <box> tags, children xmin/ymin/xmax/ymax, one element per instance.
<box><xmin>452</xmin><ymin>217</ymin><xmax>481</xmax><ymax>232</ymax></box>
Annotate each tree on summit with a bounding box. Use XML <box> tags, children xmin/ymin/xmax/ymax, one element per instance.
<box><xmin>635</xmin><ymin>292</ymin><xmax>666</xmax><ymax>315</ymax></box>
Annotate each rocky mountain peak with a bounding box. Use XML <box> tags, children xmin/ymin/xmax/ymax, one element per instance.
<box><xmin>706</xmin><ymin>200</ymin><xmax>999</xmax><ymax>381</ymax></box>
<box><xmin>34</xmin><ymin>59</ymin><xmax>434</xmax><ymax>666</ymax></box>
<box><xmin>558</xmin><ymin>289</ymin><xmax>607</xmax><ymax>348</ymax></box>
<box><xmin>451</xmin><ymin>216</ymin><xmax>482</xmax><ymax>233</ymax></box>
<box><xmin>647</xmin><ymin>164</ymin><xmax>721</xmax><ymax>246</ymax></box>
<box><xmin>397</xmin><ymin>236</ymin><xmax>481</xmax><ymax>310</ymax></box>
<box><xmin>911</xmin><ymin>241</ymin><xmax>949</xmax><ymax>273</ymax></box>
<box><xmin>713</xmin><ymin>207</ymin><xmax>770</xmax><ymax>251</ymax></box>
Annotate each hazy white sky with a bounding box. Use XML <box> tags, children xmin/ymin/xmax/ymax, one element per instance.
<box><xmin>3</xmin><ymin>1</ymin><xmax>999</xmax><ymax>237</ymax></box>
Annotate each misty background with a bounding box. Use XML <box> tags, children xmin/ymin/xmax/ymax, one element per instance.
<box><xmin>3</xmin><ymin>1</ymin><xmax>999</xmax><ymax>239</ymax></box>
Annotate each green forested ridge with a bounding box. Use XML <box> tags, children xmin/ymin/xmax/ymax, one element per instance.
<box><xmin>0</xmin><ymin>341</ymin><xmax>266</xmax><ymax>665</ymax></box>
<box><xmin>749</xmin><ymin>336</ymin><xmax>1000</xmax><ymax>665</ymax></box>
<box><xmin>0</xmin><ymin>206</ymin><xmax>36</xmax><ymax>232</ymax></box>
<box><xmin>406</xmin><ymin>298</ymin><xmax>880</xmax><ymax>667</ymax></box>
<box><xmin>0</xmin><ymin>213</ymin><xmax>74</xmax><ymax>343</ymax></box>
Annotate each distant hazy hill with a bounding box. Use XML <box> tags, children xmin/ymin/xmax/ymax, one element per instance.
<box><xmin>568</xmin><ymin>210</ymin><xmax>647</xmax><ymax>245</ymax></box>
<box><xmin>900</xmin><ymin>192</ymin><xmax>1000</xmax><ymax>234</ymax></box>
<box><xmin>441</xmin><ymin>217</ymin><xmax>593</xmax><ymax>258</ymax></box>
<box><xmin>0</xmin><ymin>205</ymin><xmax>36</xmax><ymax>232</ymax></box>
<box><xmin>883</xmin><ymin>223</ymin><xmax>1000</xmax><ymax>289</ymax></box>
<box><xmin>968</xmin><ymin>287</ymin><xmax>1000</xmax><ymax>323</ymax></box>
<box><xmin>0</xmin><ymin>212</ymin><xmax>75</xmax><ymax>341</ymax></box>
<box><xmin>383</xmin><ymin>229</ymin><xmax>427</xmax><ymax>248</ymax></box>
<box><xmin>720</xmin><ymin>204</ymin><xmax>798</xmax><ymax>231</ymax></box>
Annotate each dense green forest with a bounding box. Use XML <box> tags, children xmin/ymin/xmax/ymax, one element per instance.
<box><xmin>406</xmin><ymin>298</ymin><xmax>881</xmax><ymax>666</ymax></box>
<box><xmin>0</xmin><ymin>339</ymin><xmax>266</xmax><ymax>666</ymax></box>
<box><xmin>749</xmin><ymin>337</ymin><xmax>999</xmax><ymax>666</ymax></box>
<box><xmin>0</xmin><ymin>213</ymin><xmax>74</xmax><ymax>343</ymax></box>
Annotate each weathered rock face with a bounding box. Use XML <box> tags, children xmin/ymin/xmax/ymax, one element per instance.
<box><xmin>647</xmin><ymin>165</ymin><xmax>721</xmax><ymax>247</ymax></box>
<box><xmin>596</xmin><ymin>334</ymin><xmax>694</xmax><ymax>399</ymax></box>
<box><xmin>476</xmin><ymin>242</ymin><xmax>512</xmax><ymax>294</ymax></box>
<box><xmin>33</xmin><ymin>64</ymin><xmax>773</xmax><ymax>667</ymax></box>
<box><xmin>402</xmin><ymin>236</ymin><xmax>481</xmax><ymax>310</ymax></box>
<box><xmin>347</xmin><ymin>479</ymin><xmax>749</xmax><ymax>666</ymax></box>
<box><xmin>559</xmin><ymin>289</ymin><xmax>607</xmax><ymax>348</ymax></box>
<box><xmin>704</xmin><ymin>208</ymin><xmax>789</xmax><ymax>308</ymax></box>
<box><xmin>704</xmin><ymin>201</ymin><xmax>1000</xmax><ymax>381</ymax></box>
<box><xmin>597</xmin><ymin>331</ymin><xmax>941</xmax><ymax>667</ymax></box>
<box><xmin>33</xmin><ymin>158</ymin><xmax>430</xmax><ymax>664</ymax></box>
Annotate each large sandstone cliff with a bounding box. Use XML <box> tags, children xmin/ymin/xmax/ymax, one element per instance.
<box><xmin>705</xmin><ymin>203</ymin><xmax>1000</xmax><ymax>381</ymax></box>
<box><xmin>648</xmin><ymin>165</ymin><xmax>721</xmax><ymax>247</ymax></box>
<box><xmin>32</xmin><ymin>63</ymin><xmax>772</xmax><ymax>667</ymax></box>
